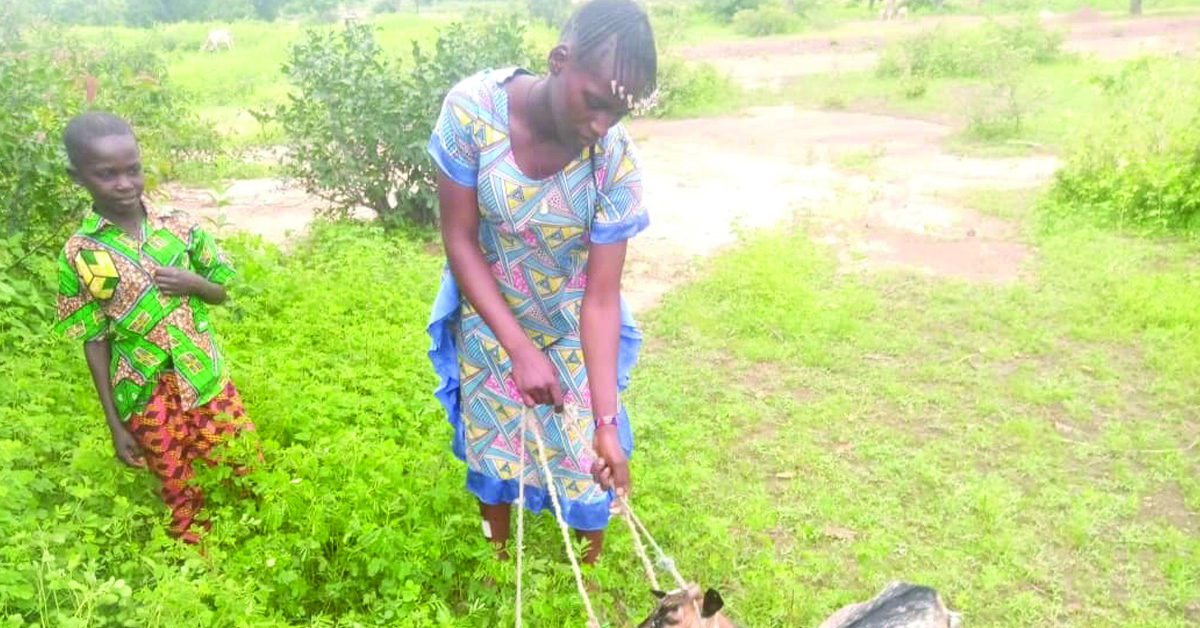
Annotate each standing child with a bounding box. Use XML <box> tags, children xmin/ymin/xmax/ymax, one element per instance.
<box><xmin>426</xmin><ymin>0</ymin><xmax>656</xmax><ymax>564</ymax></box>
<box><xmin>55</xmin><ymin>111</ymin><xmax>254</xmax><ymax>544</ymax></box>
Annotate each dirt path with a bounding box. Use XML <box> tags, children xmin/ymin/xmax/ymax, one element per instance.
<box><xmin>622</xmin><ymin>106</ymin><xmax>1056</xmax><ymax>310</ymax></box>
<box><xmin>162</xmin><ymin>179</ymin><xmax>347</xmax><ymax>244</ymax></box>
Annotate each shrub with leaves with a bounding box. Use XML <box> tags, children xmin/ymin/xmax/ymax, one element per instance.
<box><xmin>649</xmin><ymin>55</ymin><xmax>740</xmax><ymax>119</ymax></box>
<box><xmin>732</xmin><ymin>3</ymin><xmax>802</xmax><ymax>37</ymax></box>
<box><xmin>372</xmin><ymin>0</ymin><xmax>402</xmax><ymax>13</ymax></box>
<box><xmin>1044</xmin><ymin>57</ymin><xmax>1200</xmax><ymax>233</ymax></box>
<box><xmin>701</xmin><ymin>0</ymin><xmax>761</xmax><ymax>22</ymax></box>
<box><xmin>267</xmin><ymin>17</ymin><xmax>532</xmax><ymax>227</ymax></box>
<box><xmin>526</xmin><ymin>0</ymin><xmax>571</xmax><ymax>27</ymax></box>
<box><xmin>877</xmin><ymin>16</ymin><xmax>1064</xmax><ymax>79</ymax></box>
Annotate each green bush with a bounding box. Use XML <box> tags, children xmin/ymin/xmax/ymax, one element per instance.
<box><xmin>526</xmin><ymin>0</ymin><xmax>571</xmax><ymax>27</ymax></box>
<box><xmin>963</xmin><ymin>79</ymin><xmax>1026</xmax><ymax>142</ymax></box>
<box><xmin>701</xmin><ymin>0</ymin><xmax>761</xmax><ymax>22</ymax></box>
<box><xmin>266</xmin><ymin>17</ymin><xmax>532</xmax><ymax>227</ymax></box>
<box><xmin>1044</xmin><ymin>58</ymin><xmax>1200</xmax><ymax>233</ymax></box>
<box><xmin>15</xmin><ymin>0</ymin><xmax>325</xmax><ymax>25</ymax></box>
<box><xmin>372</xmin><ymin>0</ymin><xmax>402</xmax><ymax>14</ymax></box>
<box><xmin>877</xmin><ymin>16</ymin><xmax>1064</xmax><ymax>79</ymax></box>
<box><xmin>649</xmin><ymin>56</ymin><xmax>740</xmax><ymax>118</ymax></box>
<box><xmin>732</xmin><ymin>4</ymin><xmax>802</xmax><ymax>37</ymax></box>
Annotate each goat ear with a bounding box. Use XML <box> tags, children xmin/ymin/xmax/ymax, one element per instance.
<box><xmin>651</xmin><ymin>589</ymin><xmax>668</xmax><ymax>599</ymax></box>
<box><xmin>701</xmin><ymin>589</ymin><xmax>724</xmax><ymax>618</ymax></box>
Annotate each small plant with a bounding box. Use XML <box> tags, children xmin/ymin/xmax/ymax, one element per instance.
<box><xmin>877</xmin><ymin>17</ymin><xmax>1064</xmax><ymax>80</ymax></box>
<box><xmin>900</xmin><ymin>74</ymin><xmax>928</xmax><ymax>99</ymax></box>
<box><xmin>965</xmin><ymin>93</ymin><xmax>1023</xmax><ymax>141</ymax></box>
<box><xmin>373</xmin><ymin>0</ymin><xmax>402</xmax><ymax>13</ymax></box>
<box><xmin>834</xmin><ymin>145</ymin><xmax>887</xmax><ymax>175</ymax></box>
<box><xmin>206</xmin><ymin>180</ymin><xmax>235</xmax><ymax>209</ymax></box>
<box><xmin>1044</xmin><ymin>57</ymin><xmax>1200</xmax><ymax>233</ymax></box>
<box><xmin>822</xmin><ymin>93</ymin><xmax>848</xmax><ymax>110</ymax></box>
<box><xmin>650</xmin><ymin>56</ymin><xmax>741</xmax><ymax>118</ymax></box>
<box><xmin>963</xmin><ymin>47</ymin><xmax>1036</xmax><ymax>142</ymax></box>
<box><xmin>526</xmin><ymin>0</ymin><xmax>571</xmax><ymax>27</ymax></box>
<box><xmin>702</xmin><ymin>0</ymin><xmax>762</xmax><ymax>22</ymax></box>
<box><xmin>732</xmin><ymin>3</ymin><xmax>802</xmax><ymax>37</ymax></box>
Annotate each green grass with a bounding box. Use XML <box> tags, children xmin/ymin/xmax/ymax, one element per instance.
<box><xmin>946</xmin><ymin>186</ymin><xmax>1046</xmax><ymax>220</ymax></box>
<box><xmin>173</xmin><ymin>156</ymin><xmax>282</xmax><ymax>185</ymax></box>
<box><xmin>2</xmin><ymin>193</ymin><xmax>1198</xmax><ymax>626</ymax></box>
<box><xmin>975</xmin><ymin>0</ymin><xmax>1200</xmax><ymax>13</ymax></box>
<box><xmin>779</xmin><ymin>56</ymin><xmax>1200</xmax><ymax>155</ymax></box>
<box><xmin>833</xmin><ymin>145</ymin><xmax>888</xmax><ymax>176</ymax></box>
<box><xmin>75</xmin><ymin>14</ymin><xmax>453</xmax><ymax>107</ymax></box>
<box><xmin>625</xmin><ymin>206</ymin><xmax>1199</xmax><ymax>627</ymax></box>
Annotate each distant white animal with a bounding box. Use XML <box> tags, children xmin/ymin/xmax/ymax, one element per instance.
<box><xmin>880</xmin><ymin>1</ymin><xmax>907</xmax><ymax>20</ymax></box>
<box><xmin>201</xmin><ymin>29</ymin><xmax>234</xmax><ymax>52</ymax></box>
<box><xmin>1039</xmin><ymin>9</ymin><xmax>1055</xmax><ymax>21</ymax></box>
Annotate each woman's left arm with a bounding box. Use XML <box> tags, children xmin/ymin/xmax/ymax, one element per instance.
<box><xmin>582</xmin><ymin>239</ymin><xmax>630</xmax><ymax>495</ymax></box>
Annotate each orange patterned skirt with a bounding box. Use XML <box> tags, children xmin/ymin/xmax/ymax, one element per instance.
<box><xmin>125</xmin><ymin>372</ymin><xmax>255</xmax><ymax>543</ymax></box>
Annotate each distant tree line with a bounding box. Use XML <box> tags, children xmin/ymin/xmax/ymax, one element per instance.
<box><xmin>16</xmin><ymin>0</ymin><xmax>378</xmax><ymax>25</ymax></box>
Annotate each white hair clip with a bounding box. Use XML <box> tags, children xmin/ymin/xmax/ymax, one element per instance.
<box><xmin>630</xmin><ymin>88</ymin><xmax>660</xmax><ymax>117</ymax></box>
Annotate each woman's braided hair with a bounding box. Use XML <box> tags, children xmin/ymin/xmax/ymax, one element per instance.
<box><xmin>562</xmin><ymin>0</ymin><xmax>658</xmax><ymax>105</ymax></box>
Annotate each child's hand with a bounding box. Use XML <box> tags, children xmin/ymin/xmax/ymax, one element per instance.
<box><xmin>153</xmin><ymin>267</ymin><xmax>204</xmax><ymax>297</ymax></box>
<box><xmin>109</xmin><ymin>422</ymin><xmax>146</xmax><ymax>468</ymax></box>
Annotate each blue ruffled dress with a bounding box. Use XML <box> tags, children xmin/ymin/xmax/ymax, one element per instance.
<box><xmin>424</xmin><ymin>68</ymin><xmax>650</xmax><ymax>530</ymax></box>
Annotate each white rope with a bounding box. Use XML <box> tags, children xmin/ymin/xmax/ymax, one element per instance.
<box><xmin>620</xmin><ymin>499</ymin><xmax>660</xmax><ymax>591</ymax></box>
<box><xmin>617</xmin><ymin>494</ymin><xmax>688</xmax><ymax>591</ymax></box>
<box><xmin>570</xmin><ymin>403</ymin><xmax>685</xmax><ymax>592</ymax></box>
<box><xmin>616</xmin><ymin>495</ymin><xmax>705</xmax><ymax>621</ymax></box>
<box><xmin>513</xmin><ymin>404</ymin><xmax>703</xmax><ymax>628</ymax></box>
<box><xmin>515</xmin><ymin>406</ymin><xmax>601</xmax><ymax>628</ymax></box>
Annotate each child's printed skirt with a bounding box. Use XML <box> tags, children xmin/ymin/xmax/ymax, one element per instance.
<box><xmin>126</xmin><ymin>372</ymin><xmax>255</xmax><ymax>543</ymax></box>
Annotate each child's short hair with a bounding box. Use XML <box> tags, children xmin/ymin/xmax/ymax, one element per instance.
<box><xmin>63</xmin><ymin>111</ymin><xmax>136</xmax><ymax>168</ymax></box>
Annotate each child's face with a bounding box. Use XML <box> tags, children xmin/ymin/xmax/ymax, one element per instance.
<box><xmin>69</xmin><ymin>134</ymin><xmax>144</xmax><ymax>216</ymax></box>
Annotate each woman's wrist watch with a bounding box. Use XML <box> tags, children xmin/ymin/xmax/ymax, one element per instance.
<box><xmin>593</xmin><ymin>413</ymin><xmax>619</xmax><ymax>430</ymax></box>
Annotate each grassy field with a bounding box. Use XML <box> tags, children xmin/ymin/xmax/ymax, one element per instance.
<box><xmin>5</xmin><ymin>3</ymin><xmax>1199</xmax><ymax>626</ymax></box>
<box><xmin>6</xmin><ymin>202</ymin><xmax>1196</xmax><ymax>627</ymax></box>
<box><xmin>775</xmin><ymin>33</ymin><xmax>1200</xmax><ymax>157</ymax></box>
<box><xmin>625</xmin><ymin>200</ymin><xmax>1199</xmax><ymax>627</ymax></box>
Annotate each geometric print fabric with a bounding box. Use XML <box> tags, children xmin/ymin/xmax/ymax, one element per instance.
<box><xmin>55</xmin><ymin>200</ymin><xmax>236</xmax><ymax>419</ymax></box>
